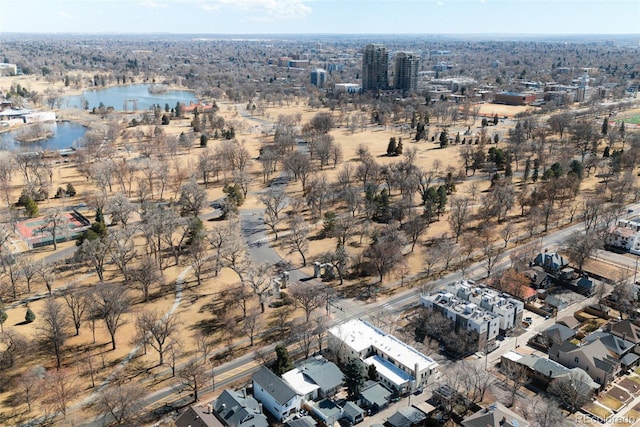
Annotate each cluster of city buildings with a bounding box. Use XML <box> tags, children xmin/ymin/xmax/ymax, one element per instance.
<box><xmin>506</xmin><ymin>318</ymin><xmax>640</xmax><ymax>392</ymax></box>
<box><xmin>176</xmin><ymin>319</ymin><xmax>439</xmax><ymax>427</ymax></box>
<box><xmin>420</xmin><ymin>280</ymin><xmax>525</xmax><ymax>353</ymax></box>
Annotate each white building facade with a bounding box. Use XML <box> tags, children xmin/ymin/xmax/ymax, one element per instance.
<box><xmin>328</xmin><ymin>319</ymin><xmax>438</xmax><ymax>394</ymax></box>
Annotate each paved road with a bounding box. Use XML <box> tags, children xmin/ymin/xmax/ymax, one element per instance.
<box><xmin>75</xmin><ymin>106</ymin><xmax>640</xmax><ymax>425</ymax></box>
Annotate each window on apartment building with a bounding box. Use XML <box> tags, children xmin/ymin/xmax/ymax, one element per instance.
<box><xmin>574</xmin><ymin>357</ymin><xmax>579</xmax><ymax>364</ymax></box>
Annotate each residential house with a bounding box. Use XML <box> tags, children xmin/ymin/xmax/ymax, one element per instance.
<box><xmin>386</xmin><ymin>407</ymin><xmax>426</xmax><ymax>427</ymax></box>
<box><xmin>557</xmin><ymin>316</ymin><xmax>581</xmax><ymax>330</ymax></box>
<box><xmin>461</xmin><ymin>402</ymin><xmax>530</xmax><ymax>427</ymax></box>
<box><xmin>252</xmin><ymin>367</ymin><xmax>302</xmax><ymax>422</ymax></box>
<box><xmin>175</xmin><ymin>404</ymin><xmax>225</xmax><ymax>427</ymax></box>
<box><xmin>358</xmin><ymin>381</ymin><xmax>392</xmax><ymax>412</ymax></box>
<box><xmin>328</xmin><ymin>319</ymin><xmax>438</xmax><ymax>394</ymax></box>
<box><xmin>282</xmin><ymin>356</ymin><xmax>343</xmax><ymax>401</ymax></box>
<box><xmin>549</xmin><ymin>339</ymin><xmax>620</xmax><ymax>388</ymax></box>
<box><xmin>608</xmin><ymin>320</ymin><xmax>640</xmax><ymax>350</ymax></box>
<box><xmin>342</xmin><ymin>401</ymin><xmax>365</xmax><ymax>425</ymax></box>
<box><xmin>308</xmin><ymin>399</ymin><xmax>342</xmax><ymax>426</ymax></box>
<box><xmin>605</xmin><ymin>219</ymin><xmax>640</xmax><ymax>255</ymax></box>
<box><xmin>213</xmin><ymin>389</ymin><xmax>269</xmax><ymax>427</ymax></box>
<box><xmin>583</xmin><ymin>331</ymin><xmax>639</xmax><ymax>370</ymax></box>
<box><xmin>284</xmin><ymin>416</ymin><xmax>317</xmax><ymax>427</ymax></box>
<box><xmin>501</xmin><ymin>351</ymin><xmax>599</xmax><ymax>391</ymax></box>
<box><xmin>533</xmin><ymin>252</ymin><xmax>568</xmax><ymax>274</ymax></box>
<box><xmin>542</xmin><ymin>323</ymin><xmax>577</xmax><ymax>346</ymax></box>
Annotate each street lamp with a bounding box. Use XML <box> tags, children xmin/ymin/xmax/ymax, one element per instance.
<box><xmin>209</xmin><ymin>360</ymin><xmax>215</xmax><ymax>392</ymax></box>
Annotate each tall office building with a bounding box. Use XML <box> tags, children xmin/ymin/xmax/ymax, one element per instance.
<box><xmin>310</xmin><ymin>68</ymin><xmax>327</xmax><ymax>88</ymax></box>
<box><xmin>395</xmin><ymin>52</ymin><xmax>419</xmax><ymax>94</ymax></box>
<box><xmin>362</xmin><ymin>44</ymin><xmax>388</xmax><ymax>92</ymax></box>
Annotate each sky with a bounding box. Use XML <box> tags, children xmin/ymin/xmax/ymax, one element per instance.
<box><xmin>0</xmin><ymin>0</ymin><xmax>638</xmax><ymax>35</ymax></box>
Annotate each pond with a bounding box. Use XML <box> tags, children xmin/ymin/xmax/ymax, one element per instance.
<box><xmin>0</xmin><ymin>121</ymin><xmax>87</xmax><ymax>151</ymax></box>
<box><xmin>63</xmin><ymin>84</ymin><xmax>198</xmax><ymax>111</ymax></box>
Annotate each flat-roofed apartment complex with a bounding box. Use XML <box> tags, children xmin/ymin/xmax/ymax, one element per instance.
<box><xmin>362</xmin><ymin>44</ymin><xmax>388</xmax><ymax>92</ymax></box>
<box><xmin>421</xmin><ymin>280</ymin><xmax>524</xmax><ymax>353</ymax></box>
<box><xmin>328</xmin><ymin>319</ymin><xmax>438</xmax><ymax>394</ymax></box>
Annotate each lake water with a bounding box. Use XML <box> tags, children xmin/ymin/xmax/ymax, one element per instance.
<box><xmin>0</xmin><ymin>121</ymin><xmax>87</xmax><ymax>151</ymax></box>
<box><xmin>63</xmin><ymin>84</ymin><xmax>197</xmax><ymax>111</ymax></box>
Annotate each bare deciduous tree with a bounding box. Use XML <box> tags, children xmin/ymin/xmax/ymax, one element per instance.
<box><xmin>92</xmin><ymin>283</ymin><xmax>130</xmax><ymax>350</ymax></box>
<box><xmin>94</xmin><ymin>381</ymin><xmax>143</xmax><ymax>426</ymax></box>
<box><xmin>62</xmin><ymin>284</ymin><xmax>87</xmax><ymax>336</ymax></box>
<box><xmin>39</xmin><ymin>297</ymin><xmax>70</xmax><ymax>369</ymax></box>
<box><xmin>284</xmin><ymin>214</ymin><xmax>309</xmax><ymax>267</ymax></box>
<box><xmin>136</xmin><ymin>310</ymin><xmax>178</xmax><ymax>366</ymax></box>
<box><xmin>289</xmin><ymin>282</ymin><xmax>327</xmax><ymax>323</ymax></box>
<box><xmin>177</xmin><ymin>357</ymin><xmax>209</xmax><ymax>403</ymax></box>
<box><xmin>260</xmin><ymin>187</ymin><xmax>288</xmax><ymax>240</ymax></box>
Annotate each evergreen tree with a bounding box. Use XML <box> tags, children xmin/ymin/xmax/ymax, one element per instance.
<box><xmin>200</xmin><ymin>134</ymin><xmax>208</xmax><ymax>147</ymax></box>
<box><xmin>0</xmin><ymin>308</ymin><xmax>7</xmax><ymax>332</ymax></box>
<box><xmin>386</xmin><ymin>137</ymin><xmax>397</xmax><ymax>156</ymax></box>
<box><xmin>395</xmin><ymin>139</ymin><xmax>403</xmax><ymax>155</ymax></box>
<box><xmin>532</xmin><ymin>159</ymin><xmax>539</xmax><ymax>182</ymax></box>
<box><xmin>274</xmin><ymin>344</ymin><xmax>294</xmax><ymax>375</ymax></box>
<box><xmin>437</xmin><ymin>185</ymin><xmax>448</xmax><ymax>216</ymax></box>
<box><xmin>65</xmin><ymin>183</ymin><xmax>76</xmax><ymax>196</ymax></box>
<box><xmin>24</xmin><ymin>198</ymin><xmax>39</xmax><ymax>218</ymax></box>
<box><xmin>505</xmin><ymin>162</ymin><xmax>513</xmax><ymax>178</ymax></box>
<box><xmin>344</xmin><ymin>358</ymin><xmax>365</xmax><ymax>401</ymax></box>
<box><xmin>25</xmin><ymin>308</ymin><xmax>35</xmax><ymax>323</ymax></box>
<box><xmin>455</xmin><ymin>132</ymin><xmax>461</xmax><ymax>144</ymax></box>
<box><xmin>493</xmin><ymin>114</ymin><xmax>499</xmax><ymax>125</ymax></box>
<box><xmin>601</xmin><ymin>117</ymin><xmax>608</xmax><ymax>136</ymax></box>
<box><xmin>603</xmin><ymin>146</ymin><xmax>610</xmax><ymax>158</ymax></box>
<box><xmin>367</xmin><ymin>364</ymin><xmax>378</xmax><ymax>381</ymax></box>
<box><xmin>439</xmin><ymin>128</ymin><xmax>449</xmax><ymax>148</ymax></box>
<box><xmin>175</xmin><ymin>102</ymin><xmax>183</xmax><ymax>118</ymax></box>
<box><xmin>620</xmin><ymin>122</ymin><xmax>626</xmax><ymax>141</ymax></box>
<box><xmin>523</xmin><ymin>158</ymin><xmax>531</xmax><ymax>183</ymax></box>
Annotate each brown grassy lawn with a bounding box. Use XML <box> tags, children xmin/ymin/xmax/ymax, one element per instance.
<box><xmin>598</xmin><ymin>395</ymin><xmax>625</xmax><ymax>412</ymax></box>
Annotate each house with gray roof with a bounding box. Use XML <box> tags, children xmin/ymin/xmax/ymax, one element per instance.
<box><xmin>533</xmin><ymin>252</ymin><xmax>568</xmax><ymax>274</ymax></box>
<box><xmin>342</xmin><ymin>401</ymin><xmax>365</xmax><ymax>425</ymax></box>
<box><xmin>501</xmin><ymin>351</ymin><xmax>599</xmax><ymax>391</ymax></box>
<box><xmin>284</xmin><ymin>416</ymin><xmax>317</xmax><ymax>427</ymax></box>
<box><xmin>309</xmin><ymin>398</ymin><xmax>342</xmax><ymax>426</ymax></box>
<box><xmin>283</xmin><ymin>356</ymin><xmax>343</xmax><ymax>401</ymax></box>
<box><xmin>386</xmin><ymin>407</ymin><xmax>426</xmax><ymax>427</ymax></box>
<box><xmin>583</xmin><ymin>331</ymin><xmax>639</xmax><ymax>369</ymax></box>
<box><xmin>252</xmin><ymin>367</ymin><xmax>302</xmax><ymax>422</ymax></box>
<box><xmin>461</xmin><ymin>402</ymin><xmax>529</xmax><ymax>427</ymax></box>
<box><xmin>358</xmin><ymin>381</ymin><xmax>392</xmax><ymax>412</ymax></box>
<box><xmin>213</xmin><ymin>389</ymin><xmax>269</xmax><ymax>427</ymax></box>
<box><xmin>549</xmin><ymin>339</ymin><xmax>620</xmax><ymax>388</ymax></box>
<box><xmin>542</xmin><ymin>323</ymin><xmax>576</xmax><ymax>346</ymax></box>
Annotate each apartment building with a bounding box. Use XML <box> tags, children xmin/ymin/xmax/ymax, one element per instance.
<box><xmin>328</xmin><ymin>319</ymin><xmax>438</xmax><ymax>394</ymax></box>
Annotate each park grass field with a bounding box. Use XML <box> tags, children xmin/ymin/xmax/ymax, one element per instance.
<box><xmin>617</xmin><ymin>115</ymin><xmax>640</xmax><ymax>125</ymax></box>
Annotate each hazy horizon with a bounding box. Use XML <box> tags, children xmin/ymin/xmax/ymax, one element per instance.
<box><xmin>1</xmin><ymin>0</ymin><xmax>638</xmax><ymax>36</ymax></box>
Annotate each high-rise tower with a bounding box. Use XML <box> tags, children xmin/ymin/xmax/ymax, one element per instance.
<box><xmin>362</xmin><ymin>44</ymin><xmax>388</xmax><ymax>92</ymax></box>
<box><xmin>395</xmin><ymin>52</ymin><xmax>419</xmax><ymax>94</ymax></box>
